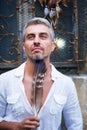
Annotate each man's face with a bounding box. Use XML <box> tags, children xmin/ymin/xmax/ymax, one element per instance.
<box><xmin>23</xmin><ymin>24</ymin><xmax>55</xmax><ymax>61</ymax></box>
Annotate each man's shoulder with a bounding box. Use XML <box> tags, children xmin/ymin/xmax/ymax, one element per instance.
<box><xmin>0</xmin><ymin>62</ymin><xmax>25</xmax><ymax>78</ymax></box>
<box><xmin>51</xmin><ymin>64</ymin><xmax>73</xmax><ymax>83</ymax></box>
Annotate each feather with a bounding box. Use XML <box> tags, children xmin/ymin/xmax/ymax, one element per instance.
<box><xmin>32</xmin><ymin>60</ymin><xmax>46</xmax><ymax>116</ymax></box>
<box><xmin>44</xmin><ymin>5</ymin><xmax>50</xmax><ymax>18</ymax></box>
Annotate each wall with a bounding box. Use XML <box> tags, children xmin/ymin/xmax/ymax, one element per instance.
<box><xmin>72</xmin><ymin>75</ymin><xmax>87</xmax><ymax>130</ymax></box>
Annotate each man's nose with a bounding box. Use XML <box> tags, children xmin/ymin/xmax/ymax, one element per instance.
<box><xmin>34</xmin><ymin>36</ymin><xmax>40</xmax><ymax>45</ymax></box>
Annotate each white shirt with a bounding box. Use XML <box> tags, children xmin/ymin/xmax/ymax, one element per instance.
<box><xmin>0</xmin><ymin>62</ymin><xmax>83</xmax><ymax>130</ymax></box>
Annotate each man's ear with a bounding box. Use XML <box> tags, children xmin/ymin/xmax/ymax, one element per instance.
<box><xmin>22</xmin><ymin>42</ymin><xmax>25</xmax><ymax>51</ymax></box>
<box><xmin>51</xmin><ymin>42</ymin><xmax>58</xmax><ymax>53</ymax></box>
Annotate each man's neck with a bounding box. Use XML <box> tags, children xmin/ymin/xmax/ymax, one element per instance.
<box><xmin>24</xmin><ymin>59</ymin><xmax>51</xmax><ymax>78</ymax></box>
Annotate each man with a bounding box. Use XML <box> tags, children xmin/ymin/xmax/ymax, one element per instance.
<box><xmin>0</xmin><ymin>17</ymin><xmax>83</xmax><ymax>130</ymax></box>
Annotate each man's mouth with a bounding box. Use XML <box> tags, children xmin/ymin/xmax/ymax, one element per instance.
<box><xmin>32</xmin><ymin>47</ymin><xmax>43</xmax><ymax>53</ymax></box>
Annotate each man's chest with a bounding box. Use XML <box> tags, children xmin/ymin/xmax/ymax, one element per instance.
<box><xmin>23</xmin><ymin>78</ymin><xmax>53</xmax><ymax>108</ymax></box>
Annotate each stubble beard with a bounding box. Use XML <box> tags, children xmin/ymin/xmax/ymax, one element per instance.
<box><xmin>27</xmin><ymin>54</ymin><xmax>45</xmax><ymax>64</ymax></box>
<box><xmin>28</xmin><ymin>54</ymin><xmax>47</xmax><ymax>75</ymax></box>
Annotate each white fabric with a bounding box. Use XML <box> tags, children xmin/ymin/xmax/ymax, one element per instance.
<box><xmin>0</xmin><ymin>62</ymin><xmax>83</xmax><ymax>130</ymax></box>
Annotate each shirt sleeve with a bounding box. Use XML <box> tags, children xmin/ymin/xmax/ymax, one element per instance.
<box><xmin>63</xmin><ymin>79</ymin><xmax>83</xmax><ymax>130</ymax></box>
<box><xmin>0</xmin><ymin>75</ymin><xmax>7</xmax><ymax>122</ymax></box>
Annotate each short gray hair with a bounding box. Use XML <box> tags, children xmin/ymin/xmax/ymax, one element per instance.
<box><xmin>23</xmin><ymin>17</ymin><xmax>55</xmax><ymax>42</ymax></box>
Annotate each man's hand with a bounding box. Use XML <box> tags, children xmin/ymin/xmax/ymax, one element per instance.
<box><xmin>0</xmin><ymin>116</ymin><xmax>40</xmax><ymax>130</ymax></box>
<box><xmin>19</xmin><ymin>116</ymin><xmax>40</xmax><ymax>130</ymax></box>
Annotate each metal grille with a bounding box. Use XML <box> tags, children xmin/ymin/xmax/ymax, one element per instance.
<box><xmin>0</xmin><ymin>0</ymin><xmax>86</xmax><ymax>74</ymax></box>
<box><xmin>0</xmin><ymin>0</ymin><xmax>20</xmax><ymax>69</ymax></box>
<box><xmin>77</xmin><ymin>0</ymin><xmax>87</xmax><ymax>73</ymax></box>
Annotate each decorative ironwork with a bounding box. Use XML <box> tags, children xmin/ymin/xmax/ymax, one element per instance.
<box><xmin>0</xmin><ymin>0</ymin><xmax>85</xmax><ymax>74</ymax></box>
<box><xmin>0</xmin><ymin>0</ymin><xmax>21</xmax><ymax>68</ymax></box>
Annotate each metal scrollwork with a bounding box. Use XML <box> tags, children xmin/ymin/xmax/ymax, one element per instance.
<box><xmin>0</xmin><ymin>0</ymin><xmax>21</xmax><ymax>68</ymax></box>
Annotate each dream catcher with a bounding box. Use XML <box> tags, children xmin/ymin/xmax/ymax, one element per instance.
<box><xmin>34</xmin><ymin>0</ymin><xmax>69</xmax><ymax>30</ymax></box>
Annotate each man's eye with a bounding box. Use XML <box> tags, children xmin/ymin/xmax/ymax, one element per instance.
<box><xmin>40</xmin><ymin>35</ymin><xmax>47</xmax><ymax>39</ymax></box>
<box><xmin>27</xmin><ymin>35</ymin><xmax>34</xmax><ymax>40</ymax></box>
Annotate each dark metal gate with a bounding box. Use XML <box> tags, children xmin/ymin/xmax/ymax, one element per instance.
<box><xmin>0</xmin><ymin>0</ymin><xmax>21</xmax><ymax>72</ymax></box>
<box><xmin>0</xmin><ymin>0</ymin><xmax>86</xmax><ymax>74</ymax></box>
